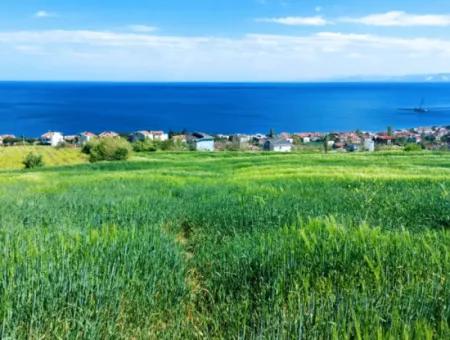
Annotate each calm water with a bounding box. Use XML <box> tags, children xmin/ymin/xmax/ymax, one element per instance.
<box><xmin>1</xmin><ymin>82</ymin><xmax>449</xmax><ymax>136</ymax></box>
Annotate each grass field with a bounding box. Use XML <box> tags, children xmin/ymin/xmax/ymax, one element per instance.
<box><xmin>0</xmin><ymin>149</ymin><xmax>449</xmax><ymax>338</ymax></box>
<box><xmin>0</xmin><ymin>146</ymin><xmax>87</xmax><ymax>169</ymax></box>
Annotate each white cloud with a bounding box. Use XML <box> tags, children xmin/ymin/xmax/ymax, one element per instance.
<box><xmin>341</xmin><ymin>11</ymin><xmax>450</xmax><ymax>27</ymax></box>
<box><xmin>0</xmin><ymin>29</ymin><xmax>450</xmax><ymax>80</ymax></box>
<box><xmin>34</xmin><ymin>10</ymin><xmax>57</xmax><ymax>18</ymax></box>
<box><xmin>256</xmin><ymin>16</ymin><xmax>329</xmax><ymax>26</ymax></box>
<box><xmin>128</xmin><ymin>25</ymin><xmax>157</xmax><ymax>33</ymax></box>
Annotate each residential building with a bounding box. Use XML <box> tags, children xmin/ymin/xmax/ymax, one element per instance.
<box><xmin>79</xmin><ymin>132</ymin><xmax>97</xmax><ymax>145</ymax></box>
<box><xmin>99</xmin><ymin>131</ymin><xmax>119</xmax><ymax>138</ymax></box>
<box><xmin>0</xmin><ymin>134</ymin><xmax>16</xmax><ymax>146</ymax></box>
<box><xmin>363</xmin><ymin>138</ymin><xmax>375</xmax><ymax>152</ymax></box>
<box><xmin>188</xmin><ymin>132</ymin><xmax>215</xmax><ymax>151</ymax></box>
<box><xmin>150</xmin><ymin>131</ymin><xmax>169</xmax><ymax>141</ymax></box>
<box><xmin>264</xmin><ymin>138</ymin><xmax>293</xmax><ymax>152</ymax></box>
<box><xmin>130</xmin><ymin>130</ymin><xmax>153</xmax><ymax>142</ymax></box>
<box><xmin>41</xmin><ymin>132</ymin><xmax>64</xmax><ymax>147</ymax></box>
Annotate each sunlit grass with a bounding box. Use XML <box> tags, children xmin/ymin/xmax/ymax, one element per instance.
<box><xmin>0</xmin><ymin>146</ymin><xmax>87</xmax><ymax>169</ymax></box>
<box><xmin>0</xmin><ymin>150</ymin><xmax>449</xmax><ymax>338</ymax></box>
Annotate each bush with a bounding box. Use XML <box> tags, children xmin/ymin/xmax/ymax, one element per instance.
<box><xmin>132</xmin><ymin>139</ymin><xmax>157</xmax><ymax>152</ymax></box>
<box><xmin>23</xmin><ymin>152</ymin><xmax>44</xmax><ymax>169</ymax></box>
<box><xmin>160</xmin><ymin>139</ymin><xmax>188</xmax><ymax>151</ymax></box>
<box><xmin>404</xmin><ymin>143</ymin><xmax>423</xmax><ymax>152</ymax></box>
<box><xmin>84</xmin><ymin>137</ymin><xmax>132</xmax><ymax>162</ymax></box>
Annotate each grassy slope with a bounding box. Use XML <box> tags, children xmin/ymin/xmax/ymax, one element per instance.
<box><xmin>0</xmin><ymin>151</ymin><xmax>449</xmax><ymax>338</ymax></box>
<box><xmin>0</xmin><ymin>146</ymin><xmax>87</xmax><ymax>169</ymax></box>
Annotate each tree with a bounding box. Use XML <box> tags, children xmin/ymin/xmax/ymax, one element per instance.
<box><xmin>84</xmin><ymin>137</ymin><xmax>132</xmax><ymax>162</ymax></box>
<box><xmin>268</xmin><ymin>128</ymin><xmax>276</xmax><ymax>138</ymax></box>
<box><xmin>23</xmin><ymin>152</ymin><xmax>44</xmax><ymax>169</ymax></box>
<box><xmin>132</xmin><ymin>139</ymin><xmax>157</xmax><ymax>152</ymax></box>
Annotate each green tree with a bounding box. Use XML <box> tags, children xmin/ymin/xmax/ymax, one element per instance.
<box><xmin>84</xmin><ymin>137</ymin><xmax>132</xmax><ymax>162</ymax></box>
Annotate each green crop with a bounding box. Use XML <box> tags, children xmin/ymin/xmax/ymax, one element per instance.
<box><xmin>0</xmin><ymin>149</ymin><xmax>449</xmax><ymax>338</ymax></box>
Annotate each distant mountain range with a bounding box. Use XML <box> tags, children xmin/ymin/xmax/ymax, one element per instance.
<box><xmin>338</xmin><ymin>73</ymin><xmax>450</xmax><ymax>82</ymax></box>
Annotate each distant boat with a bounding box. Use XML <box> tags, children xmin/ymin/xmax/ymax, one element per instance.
<box><xmin>398</xmin><ymin>99</ymin><xmax>450</xmax><ymax>113</ymax></box>
<box><xmin>414</xmin><ymin>98</ymin><xmax>429</xmax><ymax>113</ymax></box>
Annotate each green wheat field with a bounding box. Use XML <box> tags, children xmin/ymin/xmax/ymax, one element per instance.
<box><xmin>0</xmin><ymin>148</ymin><xmax>449</xmax><ymax>338</ymax></box>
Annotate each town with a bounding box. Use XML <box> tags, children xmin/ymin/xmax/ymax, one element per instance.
<box><xmin>0</xmin><ymin>125</ymin><xmax>449</xmax><ymax>152</ymax></box>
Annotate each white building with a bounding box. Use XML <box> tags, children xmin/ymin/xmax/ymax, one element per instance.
<box><xmin>130</xmin><ymin>130</ymin><xmax>153</xmax><ymax>142</ymax></box>
<box><xmin>79</xmin><ymin>132</ymin><xmax>97</xmax><ymax>145</ymax></box>
<box><xmin>233</xmin><ymin>134</ymin><xmax>251</xmax><ymax>144</ymax></box>
<box><xmin>130</xmin><ymin>130</ymin><xmax>168</xmax><ymax>142</ymax></box>
<box><xmin>188</xmin><ymin>132</ymin><xmax>215</xmax><ymax>151</ymax></box>
<box><xmin>264</xmin><ymin>139</ymin><xmax>293</xmax><ymax>152</ymax></box>
<box><xmin>364</xmin><ymin>138</ymin><xmax>375</xmax><ymax>152</ymax></box>
<box><xmin>41</xmin><ymin>132</ymin><xmax>64</xmax><ymax>147</ymax></box>
<box><xmin>150</xmin><ymin>131</ymin><xmax>169</xmax><ymax>141</ymax></box>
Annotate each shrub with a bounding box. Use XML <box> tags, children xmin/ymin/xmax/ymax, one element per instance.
<box><xmin>132</xmin><ymin>139</ymin><xmax>157</xmax><ymax>152</ymax></box>
<box><xmin>404</xmin><ymin>143</ymin><xmax>423</xmax><ymax>152</ymax></box>
<box><xmin>23</xmin><ymin>152</ymin><xmax>44</xmax><ymax>169</ymax></box>
<box><xmin>85</xmin><ymin>137</ymin><xmax>132</xmax><ymax>162</ymax></box>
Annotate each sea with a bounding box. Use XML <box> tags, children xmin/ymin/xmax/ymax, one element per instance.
<box><xmin>1</xmin><ymin>82</ymin><xmax>449</xmax><ymax>137</ymax></box>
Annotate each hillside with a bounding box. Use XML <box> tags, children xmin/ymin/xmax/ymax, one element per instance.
<box><xmin>0</xmin><ymin>146</ymin><xmax>87</xmax><ymax>169</ymax></box>
<box><xmin>0</xmin><ymin>152</ymin><xmax>449</xmax><ymax>338</ymax></box>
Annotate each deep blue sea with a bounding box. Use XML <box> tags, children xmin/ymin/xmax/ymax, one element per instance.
<box><xmin>1</xmin><ymin>82</ymin><xmax>450</xmax><ymax>136</ymax></box>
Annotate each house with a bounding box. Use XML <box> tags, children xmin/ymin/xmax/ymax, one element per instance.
<box><xmin>278</xmin><ymin>132</ymin><xmax>293</xmax><ymax>143</ymax></box>
<box><xmin>232</xmin><ymin>134</ymin><xmax>251</xmax><ymax>144</ymax></box>
<box><xmin>99</xmin><ymin>131</ymin><xmax>119</xmax><ymax>138</ymax></box>
<box><xmin>150</xmin><ymin>131</ymin><xmax>169</xmax><ymax>141</ymax></box>
<box><xmin>64</xmin><ymin>135</ymin><xmax>78</xmax><ymax>144</ymax></box>
<box><xmin>79</xmin><ymin>132</ymin><xmax>96</xmax><ymax>145</ymax></box>
<box><xmin>171</xmin><ymin>134</ymin><xmax>187</xmax><ymax>143</ymax></box>
<box><xmin>363</xmin><ymin>138</ymin><xmax>375</xmax><ymax>152</ymax></box>
<box><xmin>188</xmin><ymin>132</ymin><xmax>215</xmax><ymax>151</ymax></box>
<box><xmin>250</xmin><ymin>133</ymin><xmax>267</xmax><ymax>146</ymax></box>
<box><xmin>376</xmin><ymin>135</ymin><xmax>395</xmax><ymax>145</ymax></box>
<box><xmin>231</xmin><ymin>134</ymin><xmax>251</xmax><ymax>149</ymax></box>
<box><xmin>0</xmin><ymin>134</ymin><xmax>16</xmax><ymax>146</ymax></box>
<box><xmin>264</xmin><ymin>138</ymin><xmax>293</xmax><ymax>152</ymax></box>
<box><xmin>346</xmin><ymin>133</ymin><xmax>362</xmax><ymax>145</ymax></box>
<box><xmin>130</xmin><ymin>130</ymin><xmax>153</xmax><ymax>142</ymax></box>
<box><xmin>41</xmin><ymin>132</ymin><xmax>64</xmax><ymax>146</ymax></box>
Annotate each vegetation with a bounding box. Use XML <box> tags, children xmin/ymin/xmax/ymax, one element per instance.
<box><xmin>83</xmin><ymin>137</ymin><xmax>132</xmax><ymax>162</ymax></box>
<box><xmin>132</xmin><ymin>139</ymin><xmax>188</xmax><ymax>152</ymax></box>
<box><xmin>0</xmin><ymin>146</ymin><xmax>87</xmax><ymax>170</ymax></box>
<box><xmin>22</xmin><ymin>151</ymin><xmax>44</xmax><ymax>169</ymax></box>
<box><xmin>0</xmin><ymin>152</ymin><xmax>449</xmax><ymax>338</ymax></box>
<box><xmin>404</xmin><ymin>143</ymin><xmax>423</xmax><ymax>152</ymax></box>
<box><xmin>132</xmin><ymin>139</ymin><xmax>157</xmax><ymax>152</ymax></box>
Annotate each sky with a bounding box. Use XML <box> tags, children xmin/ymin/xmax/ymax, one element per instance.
<box><xmin>1</xmin><ymin>0</ymin><xmax>450</xmax><ymax>81</ymax></box>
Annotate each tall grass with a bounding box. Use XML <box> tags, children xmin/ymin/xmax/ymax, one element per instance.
<box><xmin>194</xmin><ymin>218</ymin><xmax>450</xmax><ymax>338</ymax></box>
<box><xmin>0</xmin><ymin>224</ymin><xmax>188</xmax><ymax>338</ymax></box>
<box><xmin>0</xmin><ymin>152</ymin><xmax>448</xmax><ymax>338</ymax></box>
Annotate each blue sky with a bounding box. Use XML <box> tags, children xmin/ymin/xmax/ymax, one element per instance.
<box><xmin>1</xmin><ymin>0</ymin><xmax>450</xmax><ymax>80</ymax></box>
